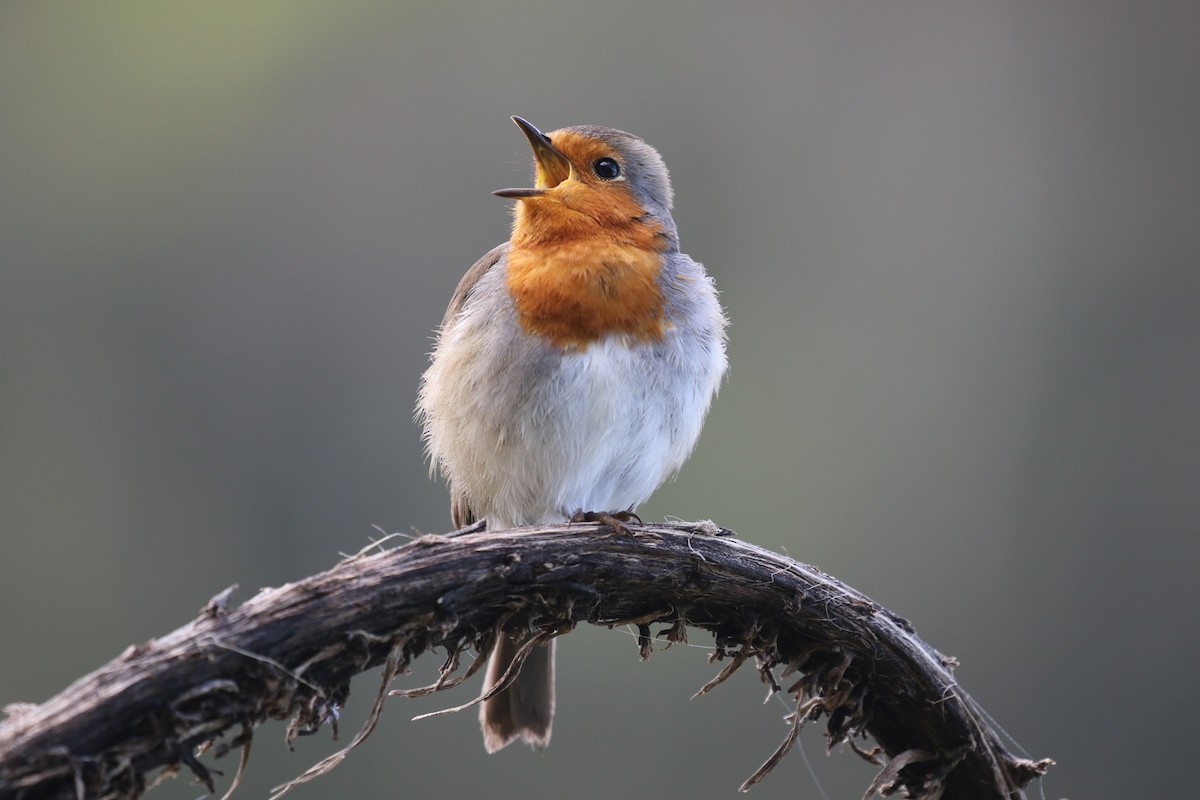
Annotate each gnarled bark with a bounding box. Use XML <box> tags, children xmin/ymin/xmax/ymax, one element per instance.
<box><xmin>0</xmin><ymin>521</ymin><xmax>1051</xmax><ymax>799</ymax></box>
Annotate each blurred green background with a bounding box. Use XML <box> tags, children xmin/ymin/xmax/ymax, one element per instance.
<box><xmin>2</xmin><ymin>2</ymin><xmax>1197</xmax><ymax>798</ymax></box>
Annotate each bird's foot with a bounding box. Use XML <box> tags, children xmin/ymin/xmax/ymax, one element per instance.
<box><xmin>569</xmin><ymin>509</ymin><xmax>643</xmax><ymax>536</ymax></box>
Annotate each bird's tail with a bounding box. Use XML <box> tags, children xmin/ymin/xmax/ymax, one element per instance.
<box><xmin>479</xmin><ymin>636</ymin><xmax>556</xmax><ymax>752</ymax></box>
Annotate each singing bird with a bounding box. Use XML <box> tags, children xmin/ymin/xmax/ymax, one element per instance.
<box><xmin>417</xmin><ymin>116</ymin><xmax>727</xmax><ymax>752</ymax></box>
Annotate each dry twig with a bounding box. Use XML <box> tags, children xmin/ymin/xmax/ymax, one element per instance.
<box><xmin>0</xmin><ymin>521</ymin><xmax>1052</xmax><ymax>799</ymax></box>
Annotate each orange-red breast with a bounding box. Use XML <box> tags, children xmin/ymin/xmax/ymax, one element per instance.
<box><xmin>417</xmin><ymin>116</ymin><xmax>727</xmax><ymax>752</ymax></box>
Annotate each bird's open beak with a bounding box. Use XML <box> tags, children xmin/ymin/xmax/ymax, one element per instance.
<box><xmin>494</xmin><ymin>116</ymin><xmax>575</xmax><ymax>198</ymax></box>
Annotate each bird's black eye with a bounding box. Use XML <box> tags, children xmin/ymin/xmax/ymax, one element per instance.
<box><xmin>593</xmin><ymin>157</ymin><xmax>621</xmax><ymax>180</ymax></box>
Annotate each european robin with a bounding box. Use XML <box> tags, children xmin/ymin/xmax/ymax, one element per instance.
<box><xmin>417</xmin><ymin>117</ymin><xmax>727</xmax><ymax>752</ymax></box>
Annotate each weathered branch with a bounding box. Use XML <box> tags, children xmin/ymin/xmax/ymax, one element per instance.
<box><xmin>0</xmin><ymin>521</ymin><xmax>1051</xmax><ymax>799</ymax></box>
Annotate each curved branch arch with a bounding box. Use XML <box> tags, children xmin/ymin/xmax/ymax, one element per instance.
<box><xmin>0</xmin><ymin>521</ymin><xmax>1051</xmax><ymax>799</ymax></box>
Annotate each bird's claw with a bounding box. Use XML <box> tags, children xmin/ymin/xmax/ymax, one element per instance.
<box><xmin>569</xmin><ymin>509</ymin><xmax>643</xmax><ymax>536</ymax></box>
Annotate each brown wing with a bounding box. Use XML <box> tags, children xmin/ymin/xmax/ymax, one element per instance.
<box><xmin>441</xmin><ymin>243</ymin><xmax>509</xmax><ymax>530</ymax></box>
<box><xmin>440</xmin><ymin>242</ymin><xmax>510</xmax><ymax>330</ymax></box>
<box><xmin>450</xmin><ymin>488</ymin><xmax>476</xmax><ymax>529</ymax></box>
